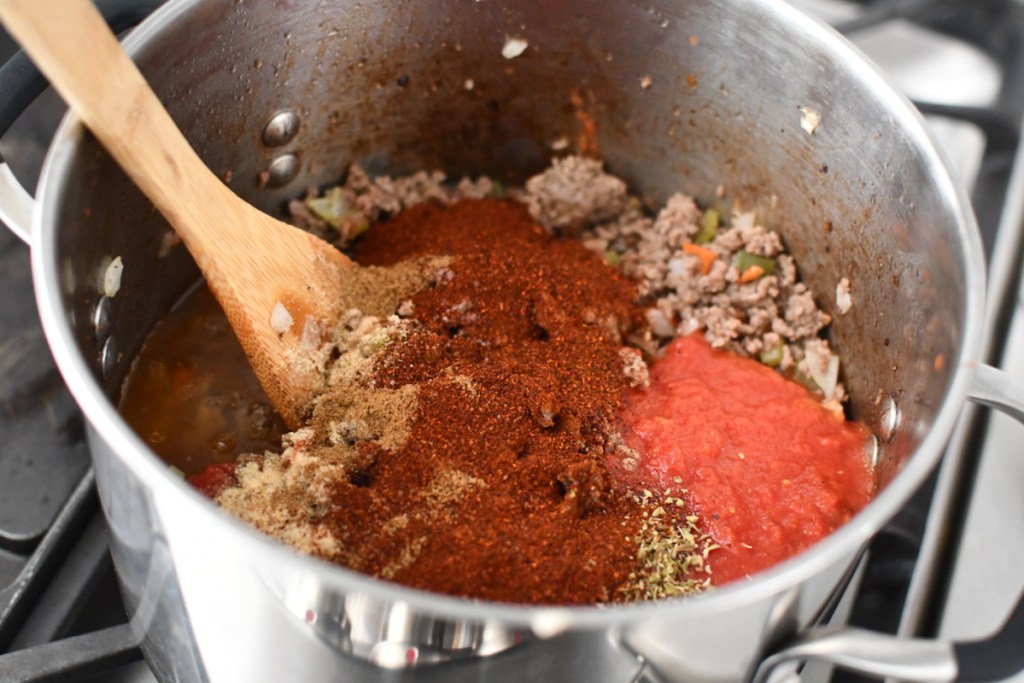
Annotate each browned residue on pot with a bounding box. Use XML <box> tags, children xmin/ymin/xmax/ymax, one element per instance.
<box><xmin>571</xmin><ymin>88</ymin><xmax>600</xmax><ymax>157</ymax></box>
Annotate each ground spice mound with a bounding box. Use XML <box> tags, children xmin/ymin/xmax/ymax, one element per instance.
<box><xmin>326</xmin><ymin>198</ymin><xmax>646</xmax><ymax>603</ymax></box>
<box><xmin>217</xmin><ymin>198</ymin><xmax>655</xmax><ymax>604</ymax></box>
<box><xmin>162</xmin><ymin>157</ymin><xmax>858</xmax><ymax>602</ymax></box>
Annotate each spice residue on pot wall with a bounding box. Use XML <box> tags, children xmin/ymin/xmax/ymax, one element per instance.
<box><xmin>120</xmin><ymin>156</ymin><xmax>875</xmax><ymax>604</ymax></box>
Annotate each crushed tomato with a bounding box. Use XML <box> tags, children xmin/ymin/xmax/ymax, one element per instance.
<box><xmin>616</xmin><ymin>333</ymin><xmax>874</xmax><ymax>584</ymax></box>
<box><xmin>187</xmin><ymin>461</ymin><xmax>238</xmax><ymax>499</ymax></box>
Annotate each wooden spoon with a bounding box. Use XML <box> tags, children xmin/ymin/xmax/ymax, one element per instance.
<box><xmin>0</xmin><ymin>0</ymin><xmax>355</xmax><ymax>427</ymax></box>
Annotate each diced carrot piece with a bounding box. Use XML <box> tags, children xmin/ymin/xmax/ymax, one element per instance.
<box><xmin>738</xmin><ymin>265</ymin><xmax>765</xmax><ymax>284</ymax></box>
<box><xmin>682</xmin><ymin>243</ymin><xmax>717</xmax><ymax>275</ymax></box>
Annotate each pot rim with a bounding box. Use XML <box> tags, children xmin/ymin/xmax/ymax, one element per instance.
<box><xmin>29</xmin><ymin>0</ymin><xmax>987</xmax><ymax>630</ymax></box>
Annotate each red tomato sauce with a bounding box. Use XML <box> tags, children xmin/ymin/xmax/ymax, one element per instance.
<box><xmin>616</xmin><ymin>334</ymin><xmax>874</xmax><ymax>584</ymax></box>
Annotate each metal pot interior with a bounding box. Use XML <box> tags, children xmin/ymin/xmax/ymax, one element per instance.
<box><xmin>48</xmin><ymin>0</ymin><xmax>973</xmax><ymax>591</ymax></box>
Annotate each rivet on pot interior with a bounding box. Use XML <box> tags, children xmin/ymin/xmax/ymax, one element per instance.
<box><xmin>266</xmin><ymin>153</ymin><xmax>300</xmax><ymax>187</ymax></box>
<box><xmin>864</xmin><ymin>434</ymin><xmax>880</xmax><ymax>468</ymax></box>
<box><xmin>262</xmin><ymin>110</ymin><xmax>300</xmax><ymax>146</ymax></box>
<box><xmin>100</xmin><ymin>336</ymin><xmax>117</xmax><ymax>379</ymax></box>
<box><xmin>92</xmin><ymin>296</ymin><xmax>112</xmax><ymax>340</ymax></box>
<box><xmin>879</xmin><ymin>396</ymin><xmax>900</xmax><ymax>444</ymax></box>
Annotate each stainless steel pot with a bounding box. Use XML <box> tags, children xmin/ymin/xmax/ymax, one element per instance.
<box><xmin>2</xmin><ymin>0</ymin><xmax>1023</xmax><ymax>681</ymax></box>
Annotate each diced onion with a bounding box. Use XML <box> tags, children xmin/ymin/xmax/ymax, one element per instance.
<box><xmin>836</xmin><ymin>279</ymin><xmax>852</xmax><ymax>314</ymax></box>
<box><xmin>501</xmin><ymin>37</ymin><xmax>528</xmax><ymax>59</ymax></box>
<box><xmin>646</xmin><ymin>308</ymin><xmax>675</xmax><ymax>338</ymax></box>
<box><xmin>805</xmin><ymin>346</ymin><xmax>840</xmax><ymax>400</ymax></box>
<box><xmin>305</xmin><ymin>188</ymin><xmax>347</xmax><ymax>227</ymax></box>
<box><xmin>800</xmin><ymin>106</ymin><xmax>821</xmax><ymax>135</ymax></box>
<box><xmin>103</xmin><ymin>257</ymin><xmax>124</xmax><ymax>298</ymax></box>
<box><xmin>271</xmin><ymin>302</ymin><xmax>294</xmax><ymax>335</ymax></box>
<box><xmin>550</xmin><ymin>136</ymin><xmax>570</xmax><ymax>151</ymax></box>
<box><xmin>732</xmin><ymin>211</ymin><xmax>756</xmax><ymax>229</ymax></box>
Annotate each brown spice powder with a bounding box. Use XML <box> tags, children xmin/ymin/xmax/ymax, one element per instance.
<box><xmin>319</xmin><ymin>198</ymin><xmax>648</xmax><ymax>604</ymax></box>
<box><xmin>217</xmin><ymin>198</ymin><xmax>656</xmax><ymax>604</ymax></box>
<box><xmin>281</xmin><ymin>256</ymin><xmax>449</xmax><ymax>404</ymax></box>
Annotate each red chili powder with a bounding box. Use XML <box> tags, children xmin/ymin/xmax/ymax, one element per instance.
<box><xmin>616</xmin><ymin>333</ymin><xmax>875</xmax><ymax>584</ymax></box>
<box><xmin>316</xmin><ymin>198</ymin><xmax>649</xmax><ymax>604</ymax></box>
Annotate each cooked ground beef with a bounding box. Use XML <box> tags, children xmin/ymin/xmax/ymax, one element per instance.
<box><xmin>292</xmin><ymin>155</ymin><xmax>845</xmax><ymax>405</ymax></box>
<box><xmin>518</xmin><ymin>156</ymin><xmax>844</xmax><ymax>405</ymax></box>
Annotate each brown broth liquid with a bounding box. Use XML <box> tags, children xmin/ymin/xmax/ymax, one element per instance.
<box><xmin>118</xmin><ymin>284</ymin><xmax>286</xmax><ymax>474</ymax></box>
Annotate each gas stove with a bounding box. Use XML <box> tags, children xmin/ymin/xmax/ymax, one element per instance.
<box><xmin>0</xmin><ymin>1</ymin><xmax>1022</xmax><ymax>681</ymax></box>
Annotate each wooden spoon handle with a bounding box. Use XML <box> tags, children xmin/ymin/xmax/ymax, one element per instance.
<box><xmin>0</xmin><ymin>0</ymin><xmax>236</xmax><ymax>252</ymax></box>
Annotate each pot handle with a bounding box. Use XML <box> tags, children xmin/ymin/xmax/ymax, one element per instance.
<box><xmin>0</xmin><ymin>161</ymin><xmax>32</xmax><ymax>243</ymax></box>
<box><xmin>753</xmin><ymin>362</ymin><xmax>1024</xmax><ymax>683</ymax></box>
<box><xmin>0</xmin><ymin>0</ymin><xmax>165</xmax><ymax>244</ymax></box>
<box><xmin>753</xmin><ymin>589</ymin><xmax>1024</xmax><ymax>683</ymax></box>
<box><xmin>966</xmin><ymin>362</ymin><xmax>1024</xmax><ymax>423</ymax></box>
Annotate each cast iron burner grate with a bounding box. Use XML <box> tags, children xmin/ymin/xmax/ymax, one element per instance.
<box><xmin>1</xmin><ymin>0</ymin><xmax>1023</xmax><ymax>681</ymax></box>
